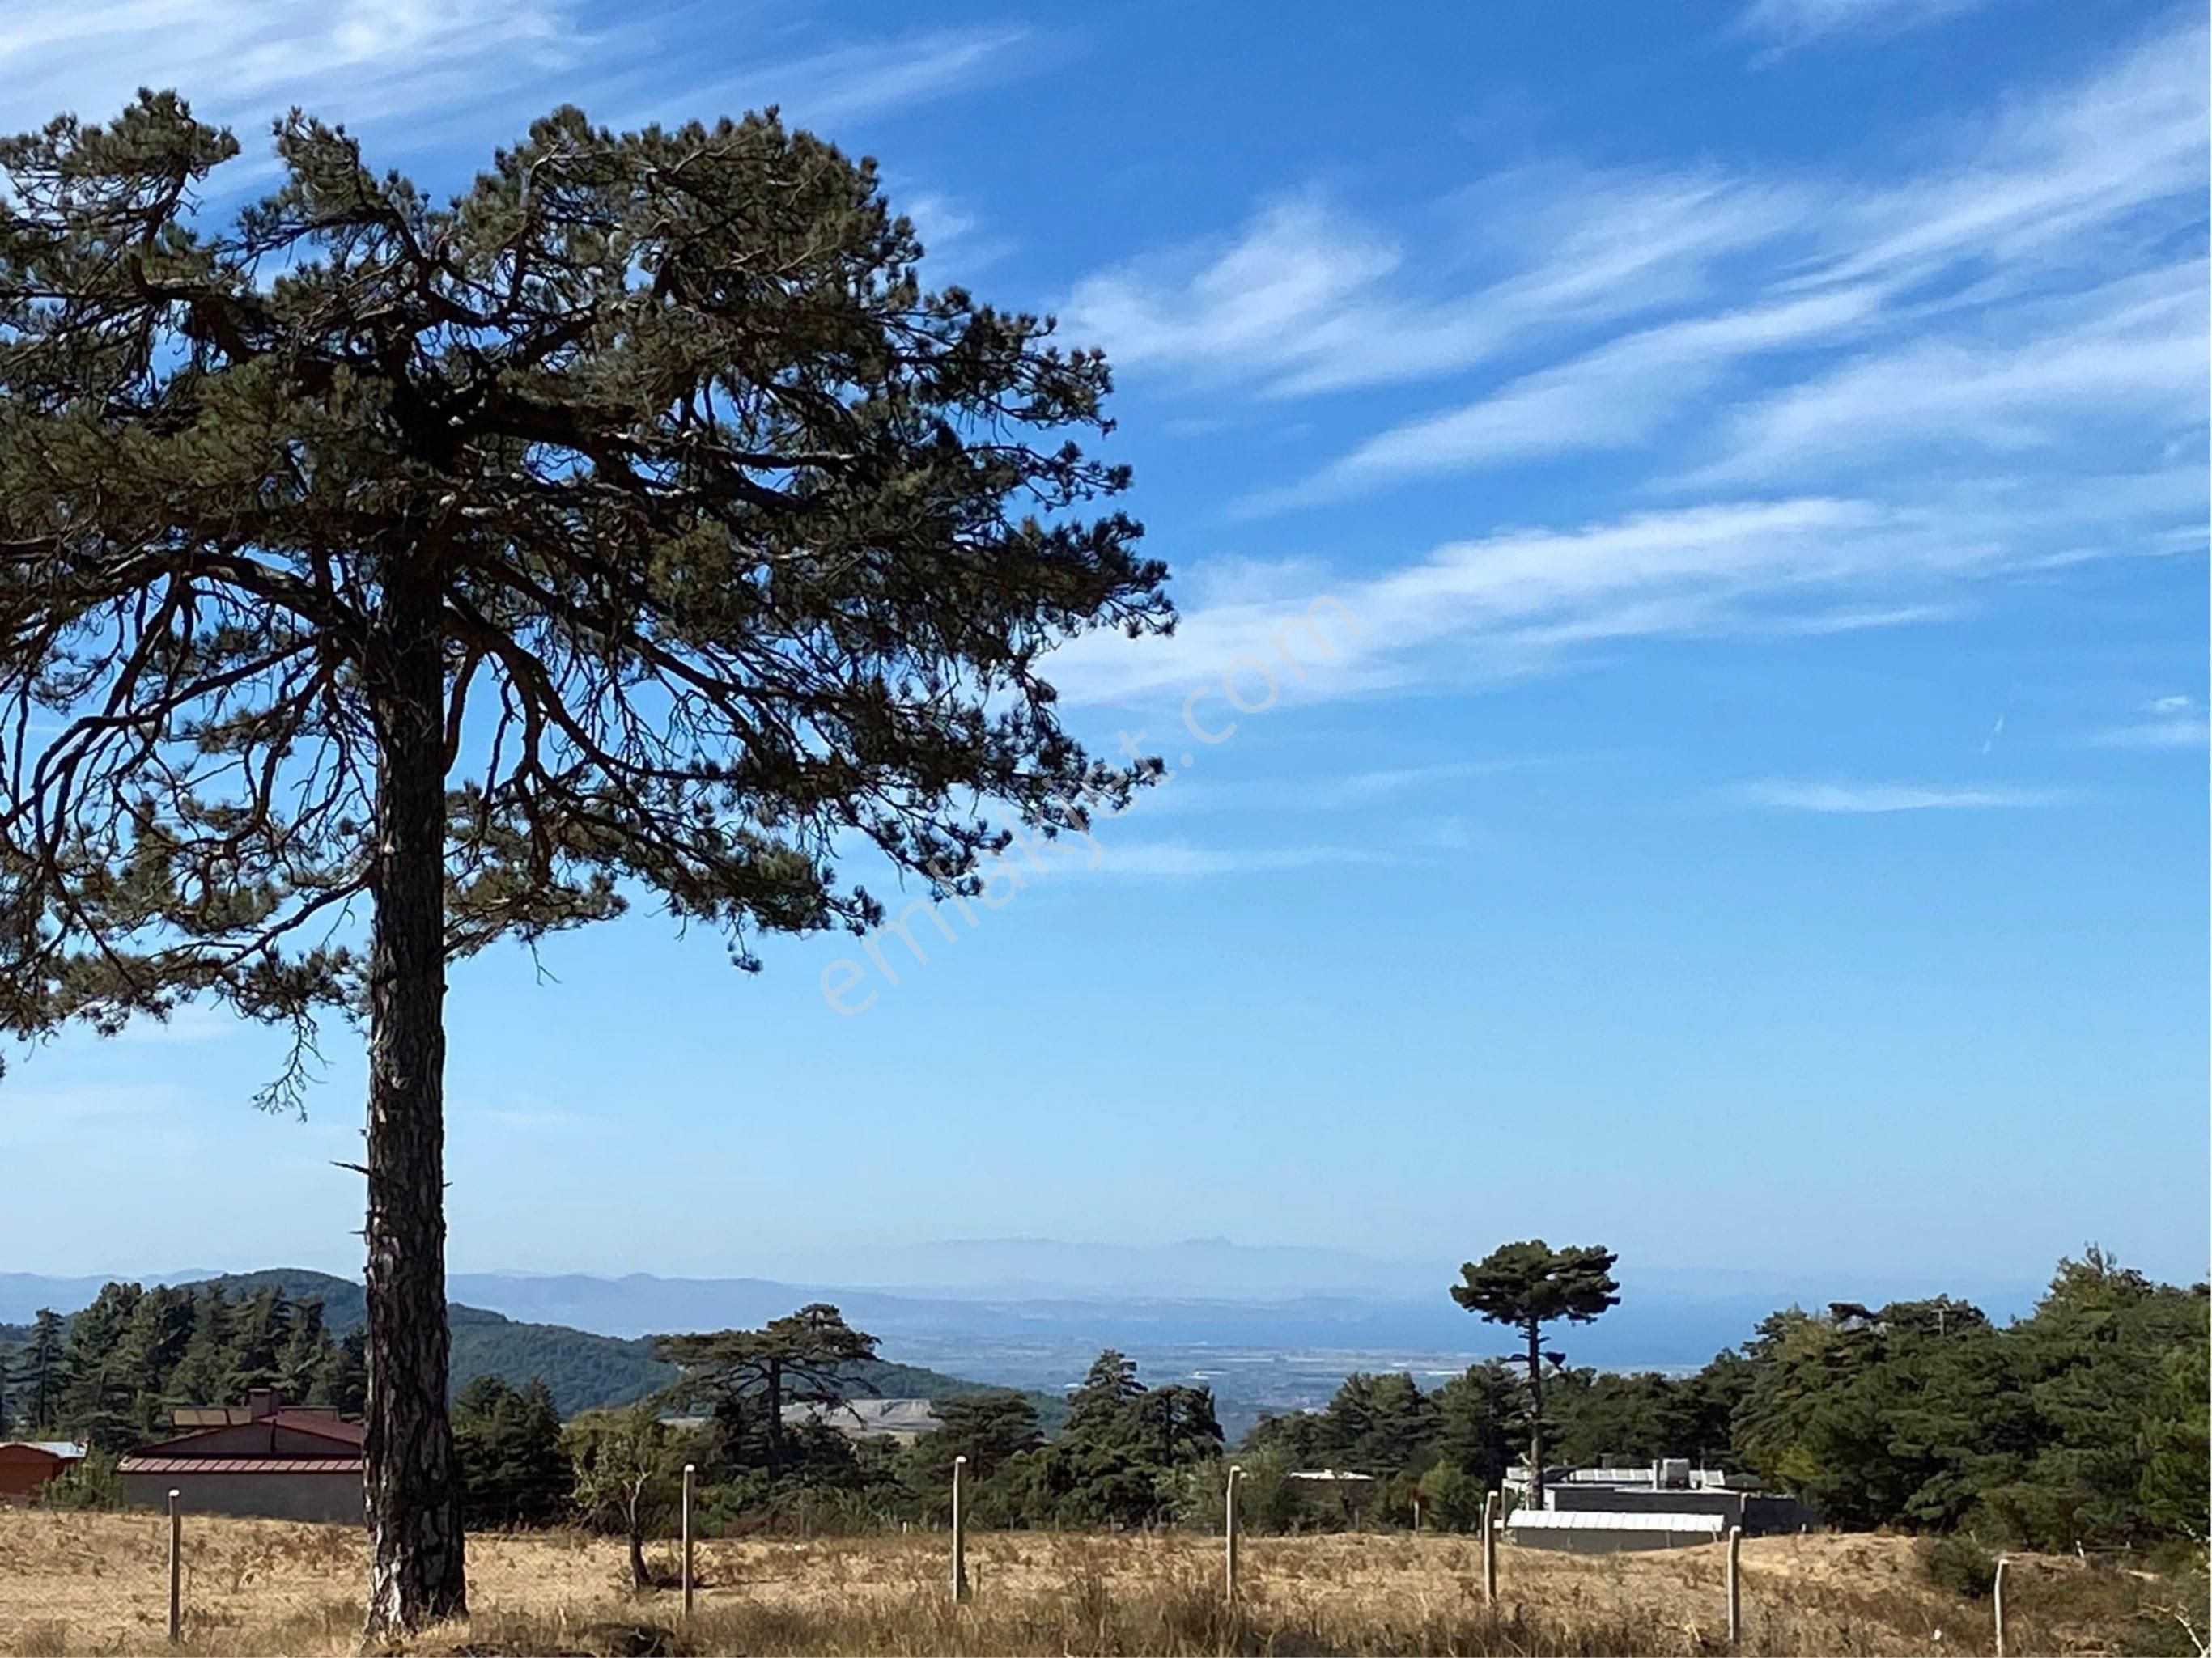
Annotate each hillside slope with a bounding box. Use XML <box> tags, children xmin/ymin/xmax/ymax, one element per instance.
<box><xmin>6</xmin><ymin>1269</ymin><xmax>1051</xmax><ymax>1421</ymax></box>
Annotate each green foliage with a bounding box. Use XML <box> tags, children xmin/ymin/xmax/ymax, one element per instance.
<box><xmin>0</xmin><ymin>88</ymin><xmax>1170</xmax><ymax>1622</ymax></box>
<box><xmin>1917</xmin><ymin>1533</ymin><xmax>1999</xmax><ymax>1600</ymax></box>
<box><xmin>1430</xmin><ymin>1360</ymin><xmax>1522</xmax><ymax>1489</ymax></box>
<box><xmin>6</xmin><ymin>1309</ymin><xmax>66</xmax><ymax>1431</ymax></box>
<box><xmin>2137</xmin><ymin>1337</ymin><xmax>2210</xmax><ymax>1540</ymax></box>
<box><xmin>1235</xmin><ymin>1363</ymin><xmax>1516</xmax><ymax>1533</ymax></box>
<box><xmin>1030</xmin><ymin>1351</ymin><xmax>1225</xmax><ymax>1529</ymax></box>
<box><xmin>1452</xmin><ymin>1242</ymin><xmax>1624</xmax><ymax>1334</ymax></box>
<box><xmin>566</xmin><ymin>1405</ymin><xmax>695</xmax><ymax>1588</ymax></box>
<box><xmin>896</xmin><ymin>1389</ymin><xmax>1042</xmax><ymax>1525</ymax></box>
<box><xmin>1731</xmin><ymin>1250</ymin><xmax>2209</xmax><ymax>1550</ymax></box>
<box><xmin>1451</xmin><ymin>1240</ymin><xmax>1620</xmax><ymax>1493</ymax></box>
<box><xmin>0</xmin><ymin>89</ymin><xmax>1174</xmax><ymax>1087</ymax></box>
<box><xmin>30</xmin><ymin>1272</ymin><xmax>1027</xmax><ymax>1441</ymax></box>
<box><xmin>34</xmin><ymin>1446</ymin><xmax>120</xmax><ymax>1512</ymax></box>
<box><xmin>656</xmin><ymin>1304</ymin><xmax>880</xmax><ymax>1478</ymax></box>
<box><xmin>1416</xmin><ymin>1462</ymin><xmax>1489</xmax><ymax>1532</ymax></box>
<box><xmin>1546</xmin><ymin>1360</ymin><xmax>1746</xmax><ymax>1469</ymax></box>
<box><xmin>28</xmin><ymin>1280</ymin><xmax>356</xmax><ymax>1451</ymax></box>
<box><xmin>1226</xmin><ymin>1245</ymin><xmax>2205</xmax><ymax>1554</ymax></box>
<box><xmin>453</xmin><ymin>1376</ymin><xmax>572</xmax><ymax>1529</ymax></box>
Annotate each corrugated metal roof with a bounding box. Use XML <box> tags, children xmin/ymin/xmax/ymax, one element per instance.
<box><xmin>119</xmin><ymin>1457</ymin><xmax>363</xmax><ymax>1476</ymax></box>
<box><xmin>1507</xmin><ymin>1509</ymin><xmax>1727</xmax><ymax>1533</ymax></box>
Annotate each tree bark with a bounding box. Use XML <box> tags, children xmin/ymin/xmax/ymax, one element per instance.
<box><xmin>626</xmin><ymin>1495</ymin><xmax>649</xmax><ymax>1591</ymax></box>
<box><xmin>362</xmin><ymin>567</ymin><xmax>467</xmax><ymax>1636</ymax></box>
<box><xmin>766</xmin><ymin>1356</ymin><xmax>783</xmax><ymax>1479</ymax></box>
<box><xmin>1525</xmin><ymin>1321</ymin><xmax>1545</xmax><ymax>1505</ymax></box>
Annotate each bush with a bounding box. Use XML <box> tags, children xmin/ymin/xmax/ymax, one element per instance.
<box><xmin>36</xmin><ymin>1448</ymin><xmax>121</xmax><ymax>1511</ymax></box>
<box><xmin>1917</xmin><ymin>1532</ymin><xmax>1999</xmax><ymax>1599</ymax></box>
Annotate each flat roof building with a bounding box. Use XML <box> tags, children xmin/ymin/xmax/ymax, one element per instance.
<box><xmin>1504</xmin><ymin>1507</ymin><xmax>1730</xmax><ymax>1554</ymax></box>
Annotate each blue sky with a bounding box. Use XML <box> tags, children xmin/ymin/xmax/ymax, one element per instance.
<box><xmin>1</xmin><ymin>0</ymin><xmax>2205</xmax><ymax>1296</ymax></box>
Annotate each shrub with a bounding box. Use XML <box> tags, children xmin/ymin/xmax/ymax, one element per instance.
<box><xmin>36</xmin><ymin>1449</ymin><xmax>119</xmax><ymax>1512</ymax></box>
<box><xmin>1917</xmin><ymin>1532</ymin><xmax>1998</xmax><ymax>1599</ymax></box>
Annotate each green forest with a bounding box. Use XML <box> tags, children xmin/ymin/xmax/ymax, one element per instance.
<box><xmin>3</xmin><ymin>1249</ymin><xmax>2201</xmax><ymax>1565</ymax></box>
<box><xmin>0</xmin><ymin>1269</ymin><xmax>1015</xmax><ymax>1427</ymax></box>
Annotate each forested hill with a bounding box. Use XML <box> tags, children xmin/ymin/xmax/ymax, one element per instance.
<box><xmin>5</xmin><ymin>1268</ymin><xmax>1038</xmax><ymax>1420</ymax></box>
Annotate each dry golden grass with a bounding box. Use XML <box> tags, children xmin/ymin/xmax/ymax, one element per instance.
<box><xmin>0</xmin><ymin>1507</ymin><xmax>2148</xmax><ymax>1656</ymax></box>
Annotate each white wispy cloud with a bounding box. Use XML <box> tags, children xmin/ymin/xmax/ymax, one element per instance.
<box><xmin>1091</xmin><ymin>840</ymin><xmax>1381</xmax><ymax>879</ymax></box>
<box><xmin>0</xmin><ymin>0</ymin><xmax>603</xmax><ymax>134</ymax></box>
<box><xmin>1081</xmin><ymin>15</ymin><xmax>2206</xmax><ymax>526</ymax></box>
<box><xmin>611</xmin><ymin>27</ymin><xmax>1038</xmax><ymax>134</ymax></box>
<box><xmin>1326</xmin><ymin>759</ymin><xmax>1547</xmax><ymax>799</ymax></box>
<box><xmin>1700</xmin><ymin>263</ymin><xmax>2209</xmax><ymax>484</ymax></box>
<box><xmin>1735</xmin><ymin>779</ymin><xmax>2070</xmax><ymax>812</ymax></box>
<box><xmin>1739</xmin><ymin>0</ymin><xmax>1991</xmax><ymax>50</ymax></box>
<box><xmin>1259</xmin><ymin>286</ymin><xmax>1881</xmax><ymax>506</ymax></box>
<box><xmin>0</xmin><ymin>5</ymin><xmax>1042</xmax><ymax>160</ymax></box>
<box><xmin>1061</xmin><ymin>170</ymin><xmax>1811</xmax><ymax>398</ymax></box>
<box><xmin>2091</xmin><ymin>696</ymin><xmax>2211</xmax><ymax>751</ymax></box>
<box><xmin>1051</xmin><ymin>497</ymin><xmax>1993</xmax><ymax>707</ymax></box>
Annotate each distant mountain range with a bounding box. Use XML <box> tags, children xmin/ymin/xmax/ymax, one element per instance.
<box><xmin>1</xmin><ymin>1242</ymin><xmax>2044</xmax><ymax>1376</ymax></box>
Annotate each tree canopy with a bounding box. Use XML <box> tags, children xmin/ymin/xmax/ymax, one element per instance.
<box><xmin>655</xmin><ymin>1303</ymin><xmax>881</xmax><ymax>1478</ymax></box>
<box><xmin>1451</xmin><ymin>1239</ymin><xmax>1620</xmax><ymax>1499</ymax></box>
<box><xmin>0</xmin><ymin>91</ymin><xmax>1166</xmax><ymax>1631</ymax></box>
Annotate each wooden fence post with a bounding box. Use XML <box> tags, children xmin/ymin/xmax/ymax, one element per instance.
<box><xmin>166</xmin><ymin>1488</ymin><xmax>182</xmax><ymax>1643</ymax></box>
<box><xmin>681</xmin><ymin>1463</ymin><xmax>695</xmax><ymax>1622</ymax></box>
<box><xmin>951</xmin><ymin>1455</ymin><xmax>969</xmax><ymax>1603</ymax></box>
<box><xmin>1224</xmin><ymin>1465</ymin><xmax>1242</xmax><ymax>1605</ymax></box>
<box><xmin>1993</xmin><ymin>1554</ymin><xmax>2008</xmax><ymax>1658</ymax></box>
<box><xmin>1481</xmin><ymin>1490</ymin><xmax>1498</xmax><ymax>1606</ymax></box>
<box><xmin>1726</xmin><ymin>1524</ymin><xmax>1742</xmax><ymax>1647</ymax></box>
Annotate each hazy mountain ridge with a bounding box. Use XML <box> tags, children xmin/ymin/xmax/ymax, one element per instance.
<box><xmin>1</xmin><ymin>1248</ymin><xmax>2043</xmax><ymax>1434</ymax></box>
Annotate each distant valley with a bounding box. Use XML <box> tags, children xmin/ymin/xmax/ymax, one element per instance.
<box><xmin>0</xmin><ymin>1242</ymin><xmax>2039</xmax><ymax>1439</ymax></box>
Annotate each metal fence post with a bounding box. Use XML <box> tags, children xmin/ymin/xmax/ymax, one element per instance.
<box><xmin>166</xmin><ymin>1488</ymin><xmax>182</xmax><ymax>1643</ymax></box>
<box><xmin>1481</xmin><ymin>1490</ymin><xmax>1498</xmax><ymax>1607</ymax></box>
<box><xmin>1993</xmin><ymin>1554</ymin><xmax>2008</xmax><ymax>1658</ymax></box>
<box><xmin>951</xmin><ymin>1454</ymin><xmax>969</xmax><ymax>1603</ymax></box>
<box><xmin>681</xmin><ymin>1463</ymin><xmax>695</xmax><ymax>1622</ymax></box>
<box><xmin>1726</xmin><ymin>1524</ymin><xmax>1742</xmax><ymax>1647</ymax></box>
<box><xmin>1224</xmin><ymin>1465</ymin><xmax>1242</xmax><ymax>1604</ymax></box>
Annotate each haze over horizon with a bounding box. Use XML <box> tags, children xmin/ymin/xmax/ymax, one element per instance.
<box><xmin>1</xmin><ymin>0</ymin><xmax>2204</xmax><ymax>1293</ymax></box>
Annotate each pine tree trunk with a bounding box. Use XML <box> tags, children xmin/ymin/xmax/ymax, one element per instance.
<box><xmin>766</xmin><ymin>1357</ymin><xmax>783</xmax><ymax>1478</ymax></box>
<box><xmin>1525</xmin><ymin>1322</ymin><xmax>1545</xmax><ymax>1505</ymax></box>
<box><xmin>362</xmin><ymin>569</ymin><xmax>467</xmax><ymax>1636</ymax></box>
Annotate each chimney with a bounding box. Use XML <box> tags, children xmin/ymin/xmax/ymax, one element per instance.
<box><xmin>245</xmin><ymin>1388</ymin><xmax>283</xmax><ymax>1421</ymax></box>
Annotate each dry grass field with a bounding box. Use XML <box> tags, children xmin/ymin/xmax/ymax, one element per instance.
<box><xmin>0</xmin><ymin>1507</ymin><xmax>2172</xmax><ymax>1656</ymax></box>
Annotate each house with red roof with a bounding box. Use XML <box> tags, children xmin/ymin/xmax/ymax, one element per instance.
<box><xmin>117</xmin><ymin>1389</ymin><xmax>363</xmax><ymax>1524</ymax></box>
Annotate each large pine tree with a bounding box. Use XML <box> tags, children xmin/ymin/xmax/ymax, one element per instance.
<box><xmin>0</xmin><ymin>95</ymin><xmax>1168</xmax><ymax>1630</ymax></box>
